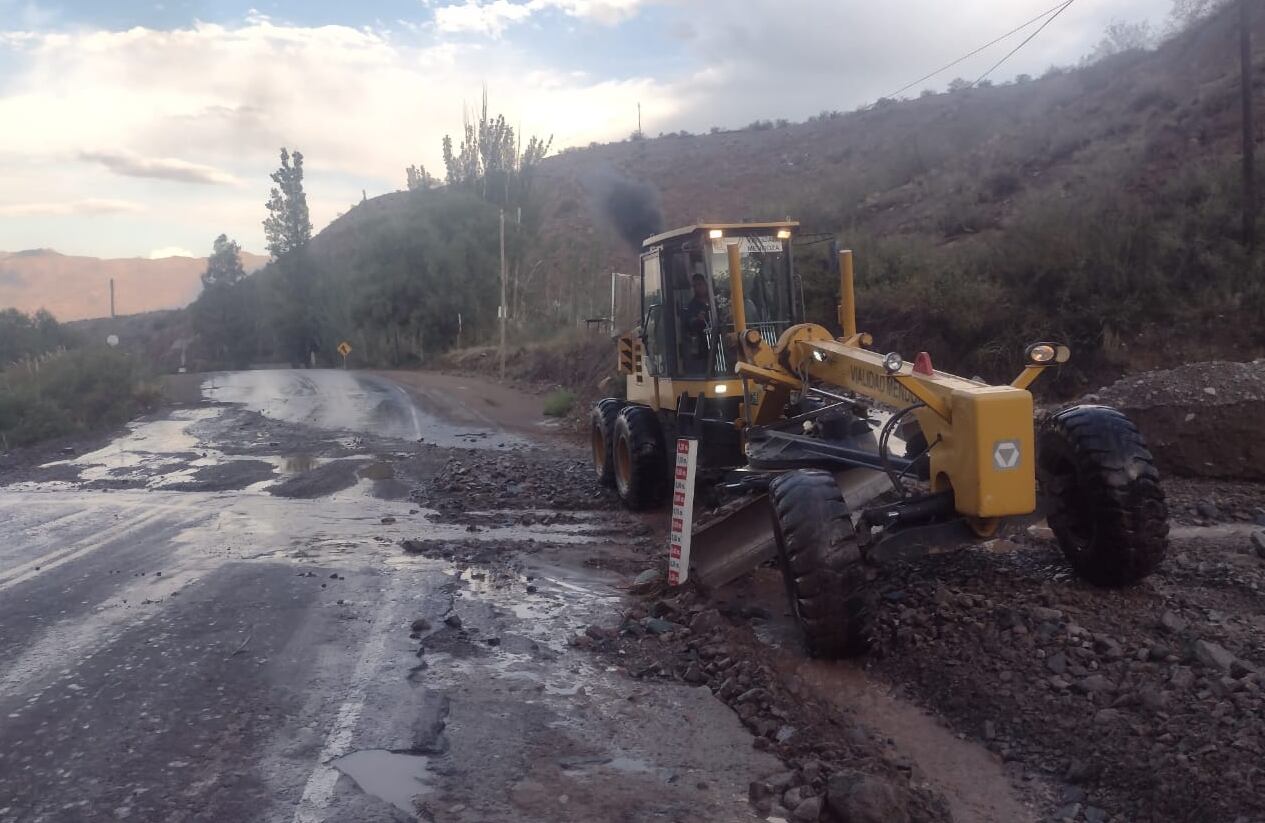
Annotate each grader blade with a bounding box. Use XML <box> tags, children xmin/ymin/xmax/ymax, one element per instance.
<box><xmin>689</xmin><ymin>467</ymin><xmax>894</xmax><ymax>589</ymax></box>
<box><xmin>689</xmin><ymin>494</ymin><xmax>778</xmax><ymax>589</ymax></box>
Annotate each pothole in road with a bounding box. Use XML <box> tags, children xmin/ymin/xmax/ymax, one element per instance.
<box><xmin>331</xmin><ymin>749</ymin><xmax>433</xmax><ymax>818</ymax></box>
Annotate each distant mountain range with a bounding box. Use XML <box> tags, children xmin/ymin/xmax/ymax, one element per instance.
<box><xmin>0</xmin><ymin>249</ymin><xmax>269</xmax><ymax>321</ymax></box>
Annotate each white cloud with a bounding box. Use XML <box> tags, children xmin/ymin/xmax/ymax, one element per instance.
<box><xmin>148</xmin><ymin>246</ymin><xmax>197</xmax><ymax>258</ymax></box>
<box><xmin>433</xmin><ymin>0</ymin><xmax>650</xmax><ymax>36</ymax></box>
<box><xmin>0</xmin><ymin>198</ymin><xmax>146</xmax><ymax>217</ymax></box>
<box><xmin>80</xmin><ymin>150</ymin><xmax>239</xmax><ymax>185</ymax></box>
<box><xmin>0</xmin><ymin>19</ymin><xmax>664</xmax><ymax>192</ymax></box>
<box><xmin>434</xmin><ymin>0</ymin><xmax>536</xmax><ymax>36</ymax></box>
<box><xmin>544</xmin><ymin>0</ymin><xmax>647</xmax><ymax>25</ymax></box>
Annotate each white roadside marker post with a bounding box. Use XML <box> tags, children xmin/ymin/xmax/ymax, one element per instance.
<box><xmin>668</xmin><ymin>438</ymin><xmax>699</xmax><ymax>586</ymax></box>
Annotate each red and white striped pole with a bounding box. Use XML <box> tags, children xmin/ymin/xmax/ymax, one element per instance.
<box><xmin>667</xmin><ymin>438</ymin><xmax>699</xmax><ymax>586</ymax></box>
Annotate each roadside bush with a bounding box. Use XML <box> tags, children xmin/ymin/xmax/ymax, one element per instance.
<box><xmin>542</xmin><ymin>388</ymin><xmax>576</xmax><ymax>417</ymax></box>
<box><xmin>0</xmin><ymin>349</ymin><xmax>159</xmax><ymax>449</ymax></box>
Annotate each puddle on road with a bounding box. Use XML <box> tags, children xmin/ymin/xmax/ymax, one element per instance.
<box><xmin>331</xmin><ymin>749</ymin><xmax>432</xmax><ymax>818</ymax></box>
<box><xmin>41</xmin><ymin>408</ymin><xmax>218</xmax><ymax>485</ymax></box>
<box><xmin>203</xmin><ymin>369</ymin><xmax>527</xmax><ymax>450</ymax></box>
<box><xmin>281</xmin><ymin>454</ymin><xmax>319</xmax><ymax>474</ymax></box>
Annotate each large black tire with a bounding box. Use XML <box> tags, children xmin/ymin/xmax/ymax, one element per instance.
<box><xmin>1037</xmin><ymin>405</ymin><xmax>1169</xmax><ymax>586</ymax></box>
<box><xmin>612</xmin><ymin>405</ymin><xmax>667</xmax><ymax>510</ymax></box>
<box><xmin>590</xmin><ymin>398</ymin><xmax>625</xmax><ymax>487</ymax></box>
<box><xmin>769</xmin><ymin>469</ymin><xmax>874</xmax><ymax>658</ymax></box>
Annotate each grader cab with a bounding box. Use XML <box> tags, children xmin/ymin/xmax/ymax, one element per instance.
<box><xmin>591</xmin><ymin>222</ymin><xmax>1169</xmax><ymax>658</ymax></box>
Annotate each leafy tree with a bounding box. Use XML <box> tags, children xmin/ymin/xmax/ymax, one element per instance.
<box><xmin>947</xmin><ymin>77</ymin><xmax>973</xmax><ymax>92</ymax></box>
<box><xmin>440</xmin><ymin>90</ymin><xmax>553</xmax><ymax>207</ymax></box>
<box><xmin>348</xmin><ymin>190</ymin><xmax>500</xmax><ymax>364</ymax></box>
<box><xmin>1167</xmin><ymin>0</ymin><xmax>1230</xmax><ymax>31</ymax></box>
<box><xmin>202</xmin><ymin>234</ymin><xmax>246</xmax><ymax>288</ymax></box>
<box><xmin>406</xmin><ymin>164</ymin><xmax>438</xmax><ymax>191</ymax></box>
<box><xmin>1084</xmin><ymin>20</ymin><xmax>1154</xmax><ymax>63</ymax></box>
<box><xmin>192</xmin><ymin>234</ymin><xmax>254</xmax><ymax>368</ymax></box>
<box><xmin>263</xmin><ymin>148</ymin><xmax>312</xmax><ymax>259</ymax></box>
<box><xmin>0</xmin><ymin>308</ymin><xmax>73</xmax><ymax>365</ymax></box>
<box><xmin>262</xmin><ymin>147</ymin><xmax>315</xmax><ymax>364</ymax></box>
<box><xmin>435</xmin><ymin>91</ymin><xmax>552</xmax><ymax>327</ymax></box>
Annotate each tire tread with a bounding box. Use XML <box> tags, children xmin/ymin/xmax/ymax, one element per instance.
<box><xmin>1038</xmin><ymin>404</ymin><xmax>1168</xmax><ymax>586</ymax></box>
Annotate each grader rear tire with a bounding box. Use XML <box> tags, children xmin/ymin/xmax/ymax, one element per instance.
<box><xmin>590</xmin><ymin>398</ymin><xmax>625</xmax><ymax>487</ymax></box>
<box><xmin>769</xmin><ymin>469</ymin><xmax>873</xmax><ymax>658</ymax></box>
<box><xmin>612</xmin><ymin>405</ymin><xmax>667</xmax><ymax>510</ymax></box>
<box><xmin>1037</xmin><ymin>405</ymin><xmax>1169</xmax><ymax>586</ymax></box>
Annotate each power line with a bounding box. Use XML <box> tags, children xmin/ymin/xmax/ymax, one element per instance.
<box><xmin>885</xmin><ymin>0</ymin><xmax>1074</xmax><ymax>99</ymax></box>
<box><xmin>973</xmin><ymin>0</ymin><xmax>1077</xmax><ymax>87</ymax></box>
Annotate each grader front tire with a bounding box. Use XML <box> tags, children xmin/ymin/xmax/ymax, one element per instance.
<box><xmin>769</xmin><ymin>469</ymin><xmax>874</xmax><ymax>658</ymax></box>
<box><xmin>1037</xmin><ymin>405</ymin><xmax>1169</xmax><ymax>586</ymax></box>
<box><xmin>612</xmin><ymin>405</ymin><xmax>667</xmax><ymax>511</ymax></box>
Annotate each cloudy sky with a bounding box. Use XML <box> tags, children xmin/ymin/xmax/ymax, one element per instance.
<box><xmin>0</xmin><ymin>0</ymin><xmax>1174</xmax><ymax>259</ymax></box>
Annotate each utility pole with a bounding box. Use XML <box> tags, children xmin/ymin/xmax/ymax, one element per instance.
<box><xmin>499</xmin><ymin>208</ymin><xmax>507</xmax><ymax>380</ymax></box>
<box><xmin>1242</xmin><ymin>0</ymin><xmax>1257</xmax><ymax>249</ymax></box>
<box><xmin>637</xmin><ymin>102</ymin><xmax>642</xmax><ymax>137</ymax></box>
<box><xmin>109</xmin><ymin>278</ymin><xmax>116</xmax><ymax>318</ymax></box>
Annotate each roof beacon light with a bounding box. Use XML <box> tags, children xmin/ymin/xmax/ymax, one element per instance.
<box><xmin>913</xmin><ymin>351</ymin><xmax>934</xmax><ymax>376</ymax></box>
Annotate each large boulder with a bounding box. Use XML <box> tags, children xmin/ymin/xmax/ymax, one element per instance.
<box><xmin>825</xmin><ymin>770</ymin><xmax>911</xmax><ymax>823</ymax></box>
<box><xmin>1088</xmin><ymin>360</ymin><xmax>1265</xmax><ymax>480</ymax></box>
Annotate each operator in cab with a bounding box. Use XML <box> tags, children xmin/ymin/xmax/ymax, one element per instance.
<box><xmin>681</xmin><ymin>272</ymin><xmax>711</xmax><ymax>373</ymax></box>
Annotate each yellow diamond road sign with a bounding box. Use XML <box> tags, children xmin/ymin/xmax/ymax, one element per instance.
<box><xmin>337</xmin><ymin>341</ymin><xmax>352</xmax><ymax>358</ymax></box>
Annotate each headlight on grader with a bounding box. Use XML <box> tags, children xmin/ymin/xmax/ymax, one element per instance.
<box><xmin>882</xmin><ymin>351</ymin><xmax>903</xmax><ymax>374</ymax></box>
<box><xmin>1025</xmin><ymin>342</ymin><xmax>1071</xmax><ymax>365</ymax></box>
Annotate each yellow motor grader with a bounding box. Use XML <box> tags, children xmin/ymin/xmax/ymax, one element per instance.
<box><xmin>590</xmin><ymin>221</ymin><xmax>1169</xmax><ymax>657</ymax></box>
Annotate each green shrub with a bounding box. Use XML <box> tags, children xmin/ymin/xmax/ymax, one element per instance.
<box><xmin>542</xmin><ymin>388</ymin><xmax>576</xmax><ymax>417</ymax></box>
<box><xmin>0</xmin><ymin>349</ymin><xmax>158</xmax><ymax>449</ymax></box>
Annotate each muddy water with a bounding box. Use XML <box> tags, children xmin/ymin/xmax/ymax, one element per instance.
<box><xmin>796</xmin><ymin>662</ymin><xmax>1037</xmax><ymax>823</ymax></box>
<box><xmin>735</xmin><ymin>567</ymin><xmax>1036</xmax><ymax>823</ymax></box>
<box><xmin>203</xmin><ymin>369</ymin><xmax>526</xmax><ymax>449</ymax></box>
<box><xmin>331</xmin><ymin>750</ymin><xmax>433</xmax><ymax>815</ymax></box>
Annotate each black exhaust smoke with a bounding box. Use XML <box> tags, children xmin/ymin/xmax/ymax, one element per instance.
<box><xmin>588</xmin><ymin>170</ymin><xmax>664</xmax><ymax>251</ymax></box>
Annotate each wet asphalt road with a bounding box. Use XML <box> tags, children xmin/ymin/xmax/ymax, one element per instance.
<box><xmin>0</xmin><ymin>370</ymin><xmax>771</xmax><ymax>823</ymax></box>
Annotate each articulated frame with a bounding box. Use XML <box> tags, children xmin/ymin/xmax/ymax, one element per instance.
<box><xmin>730</xmin><ymin>247</ymin><xmax>1057</xmax><ymax>525</ymax></box>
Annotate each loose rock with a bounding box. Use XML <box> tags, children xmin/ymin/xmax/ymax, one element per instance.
<box><xmin>1192</xmin><ymin>639</ymin><xmax>1235</xmax><ymax>671</ymax></box>
<box><xmin>826</xmin><ymin>770</ymin><xmax>911</xmax><ymax>823</ymax></box>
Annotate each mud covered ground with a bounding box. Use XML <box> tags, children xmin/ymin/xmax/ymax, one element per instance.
<box><xmin>306</xmin><ymin>386</ymin><xmax>1265</xmax><ymax>822</ymax></box>
<box><xmin>4</xmin><ymin>366</ymin><xmax>1265</xmax><ymax>823</ymax></box>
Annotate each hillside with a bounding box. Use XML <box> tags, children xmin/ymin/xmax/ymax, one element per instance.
<box><xmin>0</xmin><ymin>249</ymin><xmax>268</xmax><ymax>321</ymax></box>
<box><xmin>535</xmin><ymin>5</ymin><xmax>1261</xmax><ymax>277</ymax></box>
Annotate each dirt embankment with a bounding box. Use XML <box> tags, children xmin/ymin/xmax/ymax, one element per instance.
<box><xmin>1087</xmin><ymin>360</ymin><xmax>1265</xmax><ymax>481</ymax></box>
<box><xmin>436</xmin><ymin>333</ymin><xmax>620</xmax><ymax>431</ymax></box>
